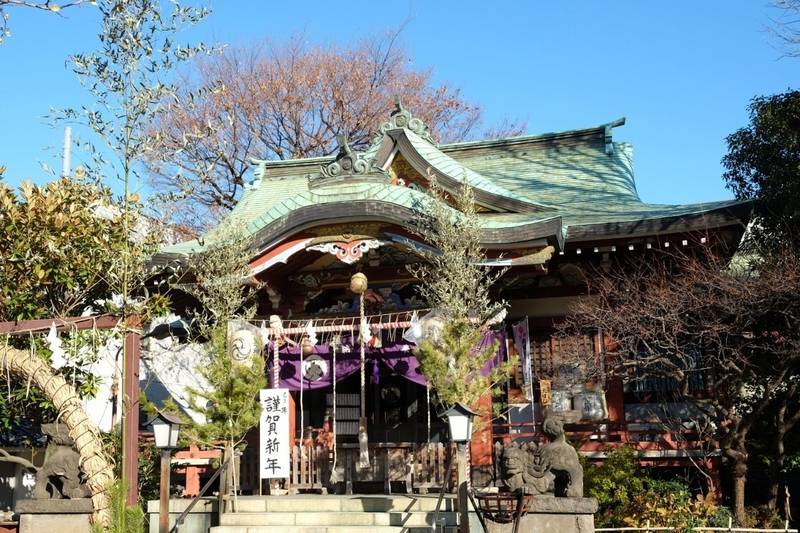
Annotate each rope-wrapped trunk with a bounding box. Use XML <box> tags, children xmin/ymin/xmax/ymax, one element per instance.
<box><xmin>0</xmin><ymin>346</ymin><xmax>114</xmax><ymax>526</ymax></box>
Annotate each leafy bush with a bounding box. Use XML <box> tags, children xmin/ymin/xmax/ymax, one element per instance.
<box><xmin>622</xmin><ymin>490</ymin><xmax>722</xmax><ymax>532</ymax></box>
<box><xmin>741</xmin><ymin>505</ymin><xmax>784</xmax><ymax>528</ymax></box>
<box><xmin>585</xmin><ymin>446</ymin><xmax>645</xmax><ymax>526</ymax></box>
<box><xmin>585</xmin><ymin>446</ymin><xmax>730</xmax><ymax>530</ymax></box>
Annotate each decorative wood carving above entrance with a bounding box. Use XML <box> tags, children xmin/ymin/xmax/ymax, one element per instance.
<box><xmin>306</xmin><ymin>239</ymin><xmax>385</xmax><ymax>264</ymax></box>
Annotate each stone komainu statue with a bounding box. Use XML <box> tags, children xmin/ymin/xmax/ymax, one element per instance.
<box><xmin>498</xmin><ymin>416</ymin><xmax>584</xmax><ymax>497</ymax></box>
<box><xmin>33</xmin><ymin>423</ymin><xmax>90</xmax><ymax>499</ymax></box>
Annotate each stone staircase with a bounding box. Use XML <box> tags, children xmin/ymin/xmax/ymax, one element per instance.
<box><xmin>209</xmin><ymin>494</ymin><xmax>460</xmax><ymax>533</ymax></box>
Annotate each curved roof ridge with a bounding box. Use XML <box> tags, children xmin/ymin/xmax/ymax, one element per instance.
<box><xmin>440</xmin><ymin>117</ymin><xmax>627</xmax><ymax>152</ymax></box>
<box><xmin>392</xmin><ymin>128</ymin><xmax>557</xmax><ymax>213</ymax></box>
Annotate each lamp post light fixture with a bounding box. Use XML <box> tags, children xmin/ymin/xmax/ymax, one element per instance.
<box><xmin>147</xmin><ymin>411</ymin><xmax>184</xmax><ymax>533</ymax></box>
<box><xmin>444</xmin><ymin>403</ymin><xmax>478</xmax><ymax>443</ymax></box>
<box><xmin>443</xmin><ymin>403</ymin><xmax>479</xmax><ymax>533</ymax></box>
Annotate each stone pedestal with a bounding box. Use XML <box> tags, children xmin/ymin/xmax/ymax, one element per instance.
<box><xmin>482</xmin><ymin>496</ymin><xmax>598</xmax><ymax>533</ymax></box>
<box><xmin>16</xmin><ymin>498</ymin><xmax>93</xmax><ymax>533</ymax></box>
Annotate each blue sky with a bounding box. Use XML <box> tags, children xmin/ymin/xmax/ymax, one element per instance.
<box><xmin>0</xmin><ymin>1</ymin><xmax>796</xmax><ymax>205</ymax></box>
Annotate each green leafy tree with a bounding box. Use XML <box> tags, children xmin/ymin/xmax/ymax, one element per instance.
<box><xmin>175</xmin><ymin>224</ymin><xmax>266</xmax><ymax>505</ymax></box>
<box><xmin>0</xmin><ymin>177</ymin><xmax>129</xmax><ymax>321</ymax></box>
<box><xmin>0</xmin><ymin>176</ymin><xmax>137</xmax><ymax>444</ymax></box>
<box><xmin>723</xmin><ymin>89</ymin><xmax>800</xmax><ymax>253</ymax></box>
<box><xmin>410</xmin><ymin>175</ymin><xmax>516</xmax><ymax>416</ymax></box>
<box><xmin>59</xmin><ymin>0</ymin><xmax>213</xmax><ymax>314</ymax></box>
<box><xmin>57</xmin><ymin>0</ymin><xmax>213</xmax><ymax>506</ymax></box>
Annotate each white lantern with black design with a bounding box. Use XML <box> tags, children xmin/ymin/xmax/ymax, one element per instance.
<box><xmin>443</xmin><ymin>402</ymin><xmax>478</xmax><ymax>443</ymax></box>
<box><xmin>148</xmin><ymin>411</ymin><xmax>183</xmax><ymax>449</ymax></box>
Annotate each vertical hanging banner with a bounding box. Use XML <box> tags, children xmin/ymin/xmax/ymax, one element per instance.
<box><xmin>260</xmin><ymin>388</ymin><xmax>290</xmax><ymax>479</ymax></box>
<box><xmin>512</xmin><ymin>317</ymin><xmax>533</xmax><ymax>401</ymax></box>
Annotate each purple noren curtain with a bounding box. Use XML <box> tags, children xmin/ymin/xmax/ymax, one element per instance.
<box><xmin>267</xmin><ymin>331</ymin><xmax>506</xmax><ymax>391</ymax></box>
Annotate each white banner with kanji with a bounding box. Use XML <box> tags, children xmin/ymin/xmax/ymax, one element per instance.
<box><xmin>259</xmin><ymin>388</ymin><xmax>290</xmax><ymax>478</ymax></box>
<box><xmin>512</xmin><ymin>317</ymin><xmax>533</xmax><ymax>401</ymax></box>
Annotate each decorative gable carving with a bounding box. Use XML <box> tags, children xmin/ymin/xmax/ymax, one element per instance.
<box><xmin>374</xmin><ymin>96</ymin><xmax>436</xmax><ymax>146</ymax></box>
<box><xmin>319</xmin><ymin>134</ymin><xmax>381</xmax><ymax>179</ymax></box>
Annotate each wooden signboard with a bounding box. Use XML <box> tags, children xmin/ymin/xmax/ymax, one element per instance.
<box><xmin>539</xmin><ymin>379</ymin><xmax>552</xmax><ymax>408</ymax></box>
<box><xmin>260</xmin><ymin>389</ymin><xmax>290</xmax><ymax>479</ymax></box>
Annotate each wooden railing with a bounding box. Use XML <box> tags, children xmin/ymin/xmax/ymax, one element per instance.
<box><xmin>285</xmin><ymin>442</ymin><xmax>453</xmax><ymax>494</ymax></box>
<box><xmin>495</xmin><ymin>420</ymin><xmax>709</xmax><ymax>442</ymax></box>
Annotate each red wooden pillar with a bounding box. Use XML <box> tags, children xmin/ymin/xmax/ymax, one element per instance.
<box><xmin>123</xmin><ymin>316</ymin><xmax>141</xmax><ymax>506</ymax></box>
<box><xmin>470</xmin><ymin>393</ymin><xmax>493</xmax><ymax>467</ymax></box>
<box><xmin>605</xmin><ymin>378</ymin><xmax>625</xmax><ymax>423</ymax></box>
<box><xmin>599</xmin><ymin>333</ymin><xmax>625</xmax><ymax>424</ymax></box>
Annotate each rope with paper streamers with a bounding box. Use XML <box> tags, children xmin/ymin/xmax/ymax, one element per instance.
<box><xmin>249</xmin><ymin>308</ymin><xmax>431</xmax><ymax>337</ymax></box>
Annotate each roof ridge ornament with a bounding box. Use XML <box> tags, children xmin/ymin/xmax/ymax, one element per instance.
<box><xmin>319</xmin><ymin>133</ymin><xmax>377</xmax><ymax>178</ymax></box>
<box><xmin>374</xmin><ymin>96</ymin><xmax>437</xmax><ymax>146</ymax></box>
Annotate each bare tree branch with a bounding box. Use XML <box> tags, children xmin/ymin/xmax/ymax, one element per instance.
<box><xmin>144</xmin><ymin>32</ymin><xmax>526</xmax><ymax>232</ymax></box>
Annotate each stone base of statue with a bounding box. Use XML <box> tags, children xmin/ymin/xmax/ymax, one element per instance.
<box><xmin>482</xmin><ymin>496</ymin><xmax>598</xmax><ymax>533</ymax></box>
<box><xmin>16</xmin><ymin>498</ymin><xmax>93</xmax><ymax>533</ymax></box>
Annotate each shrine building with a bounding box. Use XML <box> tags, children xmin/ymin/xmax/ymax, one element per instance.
<box><xmin>154</xmin><ymin>101</ymin><xmax>750</xmax><ymax>494</ymax></box>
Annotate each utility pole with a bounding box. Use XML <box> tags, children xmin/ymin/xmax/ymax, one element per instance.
<box><xmin>61</xmin><ymin>127</ymin><xmax>72</xmax><ymax>177</ymax></box>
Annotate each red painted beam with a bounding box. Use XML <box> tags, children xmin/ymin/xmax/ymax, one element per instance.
<box><xmin>0</xmin><ymin>315</ymin><xmax>121</xmax><ymax>335</ymax></box>
<box><xmin>123</xmin><ymin>316</ymin><xmax>141</xmax><ymax>507</ymax></box>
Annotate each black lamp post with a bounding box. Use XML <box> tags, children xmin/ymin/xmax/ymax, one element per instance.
<box><xmin>147</xmin><ymin>411</ymin><xmax>183</xmax><ymax>533</ymax></box>
<box><xmin>443</xmin><ymin>402</ymin><xmax>478</xmax><ymax>533</ymax></box>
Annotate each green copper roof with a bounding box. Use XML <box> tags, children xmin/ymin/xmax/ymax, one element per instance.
<box><xmin>398</xmin><ymin>128</ymin><xmax>554</xmax><ymax>211</ymax></box>
<box><xmin>157</xmin><ymin>109</ymin><xmax>749</xmax><ymax>262</ymax></box>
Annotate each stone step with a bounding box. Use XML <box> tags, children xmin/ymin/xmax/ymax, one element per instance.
<box><xmin>231</xmin><ymin>494</ymin><xmax>458</xmax><ymax>513</ymax></box>
<box><xmin>220</xmin><ymin>510</ymin><xmax>458</xmax><ymax>527</ymax></box>
<box><xmin>211</xmin><ymin>526</ymin><xmax>458</xmax><ymax>533</ymax></box>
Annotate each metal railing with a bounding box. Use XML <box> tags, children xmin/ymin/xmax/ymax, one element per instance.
<box><xmin>169</xmin><ymin>456</ymin><xmax>232</xmax><ymax>533</ymax></box>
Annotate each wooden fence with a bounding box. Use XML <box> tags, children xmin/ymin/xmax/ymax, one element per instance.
<box><xmin>241</xmin><ymin>442</ymin><xmax>454</xmax><ymax>495</ymax></box>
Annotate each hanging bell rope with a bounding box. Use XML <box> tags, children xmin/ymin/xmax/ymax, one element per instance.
<box><xmin>350</xmin><ymin>272</ymin><xmax>370</xmax><ymax>469</ymax></box>
<box><xmin>329</xmin><ymin>338</ymin><xmax>340</xmax><ymax>484</ymax></box>
<box><xmin>299</xmin><ymin>344</ymin><xmax>304</xmax><ymax>458</ymax></box>
<box><xmin>359</xmin><ymin>296</ymin><xmax>366</xmax><ymax>421</ymax></box>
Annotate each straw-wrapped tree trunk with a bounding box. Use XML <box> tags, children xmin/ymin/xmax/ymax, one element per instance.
<box><xmin>0</xmin><ymin>345</ymin><xmax>114</xmax><ymax>526</ymax></box>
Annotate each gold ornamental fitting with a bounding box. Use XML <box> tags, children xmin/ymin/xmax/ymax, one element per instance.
<box><xmin>350</xmin><ymin>272</ymin><xmax>368</xmax><ymax>295</ymax></box>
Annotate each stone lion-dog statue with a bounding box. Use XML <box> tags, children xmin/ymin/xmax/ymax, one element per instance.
<box><xmin>498</xmin><ymin>416</ymin><xmax>583</xmax><ymax>497</ymax></box>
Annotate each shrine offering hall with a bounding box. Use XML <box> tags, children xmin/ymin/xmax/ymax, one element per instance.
<box><xmin>154</xmin><ymin>101</ymin><xmax>749</xmax><ymax>494</ymax></box>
